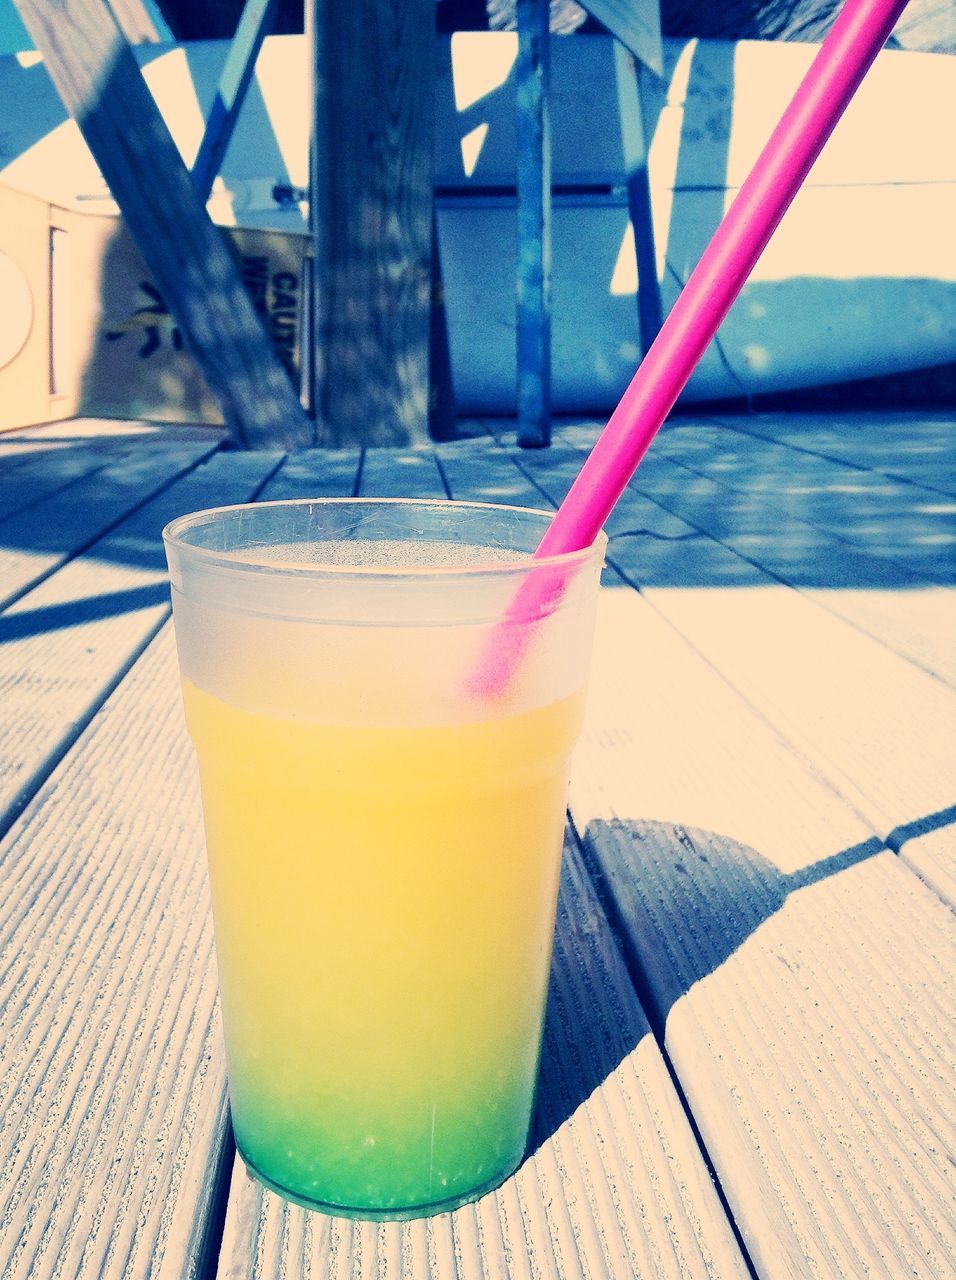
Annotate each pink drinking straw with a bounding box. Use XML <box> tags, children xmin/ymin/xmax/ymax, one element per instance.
<box><xmin>470</xmin><ymin>0</ymin><xmax>910</xmax><ymax>698</ymax></box>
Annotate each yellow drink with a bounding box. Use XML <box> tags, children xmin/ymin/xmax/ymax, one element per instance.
<box><xmin>165</xmin><ymin>499</ymin><xmax>605</xmax><ymax>1217</ymax></box>
<box><xmin>183</xmin><ymin>678</ymin><xmax>584</xmax><ymax>1217</ymax></box>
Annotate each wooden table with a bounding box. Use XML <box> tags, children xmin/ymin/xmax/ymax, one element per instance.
<box><xmin>1</xmin><ymin>411</ymin><xmax>953</xmax><ymax>1279</ymax></box>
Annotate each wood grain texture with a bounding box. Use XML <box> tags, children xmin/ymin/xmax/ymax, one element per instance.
<box><xmin>0</xmin><ymin>441</ymin><xmax>218</xmax><ymax>611</ymax></box>
<box><xmin>506</xmin><ymin>431</ymin><xmax>956</xmax><ymax>907</ymax></box>
<box><xmin>357</xmin><ymin>447</ymin><xmax>449</xmax><ymax>499</ymax></box>
<box><xmin>630</xmin><ymin>440</ymin><xmax>956</xmax><ymax>687</ymax></box>
<box><xmin>477</xmin><ymin>424</ymin><xmax>956</xmax><ymax>1276</ymax></box>
<box><xmin>713</xmin><ymin>410</ymin><xmax>956</xmax><ymax>498</ymax></box>
<box><xmin>569</xmin><ymin>578</ymin><xmax>956</xmax><ymax>1279</ymax></box>
<box><xmin>651</xmin><ymin>420</ymin><xmax>956</xmax><ymax>583</ymax></box>
<box><xmin>0</xmin><ymin>624</ymin><xmax>227</xmax><ymax>1280</ymax></box>
<box><xmin>0</xmin><ymin>448</ymin><xmax>279</xmax><ymax>835</ymax></box>
<box><xmin>105</xmin><ymin>0</ymin><xmax>162</xmax><ymax>44</ymax></box>
<box><xmin>0</xmin><ymin>443</ymin><xmax>120</xmax><ymax>523</ymax></box>
<box><xmin>217</xmin><ymin>836</ymin><xmax>751</xmax><ymax>1279</ymax></box>
<box><xmin>310</xmin><ymin>0</ymin><xmax>433</xmax><ymax>447</ymax></box>
<box><xmin>12</xmin><ymin>0</ymin><xmax>313</xmax><ymax>450</ymax></box>
<box><xmin>515</xmin><ymin>0</ymin><xmax>552</xmax><ymax>448</ymax></box>
<box><xmin>2</xmin><ymin>418</ymin><xmax>951</xmax><ymax>1280</ymax></box>
<box><xmin>259</xmin><ymin>449</ymin><xmax>363</xmax><ymax>501</ymax></box>
<box><xmin>630</xmin><ymin>563</ymin><xmax>956</xmax><ymax>901</ymax></box>
<box><xmin>893</xmin><ymin>824</ymin><xmax>956</xmax><ymax>910</ymax></box>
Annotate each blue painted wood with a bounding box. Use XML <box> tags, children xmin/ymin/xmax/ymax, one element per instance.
<box><xmin>579</xmin><ymin>0</ymin><xmax>663</xmax><ymax>76</ymax></box>
<box><xmin>516</xmin><ymin>0</ymin><xmax>552</xmax><ymax>449</ymax></box>
<box><xmin>429</xmin><ymin>212</ymin><xmax>458</xmax><ymax>442</ymax></box>
<box><xmin>191</xmin><ymin>0</ymin><xmax>278</xmax><ymax>202</ymax></box>
<box><xmin>614</xmin><ymin>44</ymin><xmax>663</xmax><ymax>354</ymax></box>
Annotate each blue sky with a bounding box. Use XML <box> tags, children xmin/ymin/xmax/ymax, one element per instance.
<box><xmin>0</xmin><ymin>0</ymin><xmax>171</xmax><ymax>53</ymax></box>
<box><xmin>0</xmin><ymin>1</ymin><xmax>30</xmax><ymax>52</ymax></box>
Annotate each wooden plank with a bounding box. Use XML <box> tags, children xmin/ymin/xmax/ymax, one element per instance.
<box><xmin>434</xmin><ymin>33</ymin><xmax>632</xmax><ymax>190</ymax></box>
<box><xmin>258</xmin><ymin>448</ymin><xmax>363</xmax><ymax>500</ymax></box>
<box><xmin>436</xmin><ymin>435</ymin><xmax>553</xmax><ymax>510</ymax></box>
<box><xmin>12</xmin><ymin>0</ymin><xmax>313</xmax><ymax>450</ymax></box>
<box><xmin>551</xmin><ymin>414</ymin><xmax>956</xmax><ymax>606</ymax></box>
<box><xmin>0</xmin><ymin>437</ymin><xmax>94</xmax><ymax>459</ymax></box>
<box><xmin>0</xmin><ymin>443</ymin><xmax>119</xmax><ymax>522</ymax></box>
<box><xmin>309</xmin><ymin>0</ymin><xmax>433</xmax><ymax>447</ymax></box>
<box><xmin>629</xmin><ymin>444</ymin><xmax>956</xmax><ymax>688</ymax></box>
<box><xmin>0</xmin><ymin>436</ymin><xmax>123</xmax><ymax>467</ymax></box>
<box><xmin>890</xmin><ymin>821</ymin><xmax>956</xmax><ymax>911</ymax></box>
<box><xmin>432</xmin><ymin>432</ymin><xmax>956</xmax><ymax>1275</ymax></box>
<box><xmin>652</xmin><ymin>420</ymin><xmax>956</xmax><ymax>580</ymax></box>
<box><xmin>460</xmin><ymin>428</ymin><xmax>956</xmax><ymax>1274</ymax></box>
<box><xmin>0</xmin><ymin>624</ymin><xmax>229</xmax><ymax>1280</ymax></box>
<box><xmin>567</xmin><ymin>579</ymin><xmax>956</xmax><ymax>1279</ymax></box>
<box><xmin>4</xmin><ymin>428</ymin><xmax>948</xmax><ymax>1280</ymax></box>
<box><xmin>0</xmin><ymin>440</ymin><xmax>219</xmax><ymax>612</ymax></box>
<box><xmin>0</xmin><ymin>449</ymin><xmax>281</xmax><ymax>836</ymax></box>
<box><xmin>217</xmin><ymin>831</ymin><xmax>751</xmax><ymax>1279</ymax></box>
<box><xmin>713</xmin><ymin>410</ymin><xmax>956</xmax><ymax>499</ymax></box>
<box><xmin>0</xmin><ymin>418</ymin><xmax>226</xmax><ymax>448</ymax></box>
<box><xmin>357</xmin><ymin>447</ymin><xmax>448</xmax><ymax>499</ymax></box>
<box><xmin>508</xmin><ymin>431</ymin><xmax>956</xmax><ymax>908</ymax></box>
<box><xmin>515</xmin><ymin>0</ymin><xmax>552</xmax><ymax>449</ymax></box>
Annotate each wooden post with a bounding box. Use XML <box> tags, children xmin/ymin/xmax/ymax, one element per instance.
<box><xmin>309</xmin><ymin>0</ymin><xmax>434</xmax><ymax>448</ymax></box>
<box><xmin>515</xmin><ymin>0</ymin><xmax>552</xmax><ymax>448</ymax></box>
<box><xmin>13</xmin><ymin>0</ymin><xmax>313</xmax><ymax>450</ymax></box>
<box><xmin>614</xmin><ymin>42</ymin><xmax>663</xmax><ymax>354</ymax></box>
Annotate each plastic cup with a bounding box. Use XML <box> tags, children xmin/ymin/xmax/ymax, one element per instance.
<box><xmin>163</xmin><ymin>498</ymin><xmax>605</xmax><ymax>1220</ymax></box>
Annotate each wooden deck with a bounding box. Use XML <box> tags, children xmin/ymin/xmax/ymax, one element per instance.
<box><xmin>0</xmin><ymin>409</ymin><xmax>953</xmax><ymax>1279</ymax></box>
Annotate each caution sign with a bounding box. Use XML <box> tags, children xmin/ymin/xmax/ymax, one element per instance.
<box><xmin>76</xmin><ymin>217</ymin><xmax>310</xmax><ymax>424</ymax></box>
<box><xmin>239</xmin><ymin>252</ymin><xmax>303</xmax><ymax>381</ymax></box>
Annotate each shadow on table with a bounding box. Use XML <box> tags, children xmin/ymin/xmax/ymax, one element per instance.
<box><xmin>512</xmin><ymin>421</ymin><xmax>956</xmax><ymax>589</ymax></box>
<box><xmin>527</xmin><ymin>807</ymin><xmax>954</xmax><ymax>1154</ymax></box>
<box><xmin>1</xmin><ymin>409</ymin><xmax>954</xmax><ymax>649</ymax></box>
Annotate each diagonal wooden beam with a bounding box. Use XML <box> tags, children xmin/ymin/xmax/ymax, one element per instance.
<box><xmin>578</xmin><ymin>0</ymin><xmax>663</xmax><ymax>76</ymax></box>
<box><xmin>14</xmin><ymin>0</ymin><xmax>313</xmax><ymax>450</ymax></box>
<box><xmin>191</xmin><ymin>0</ymin><xmax>278</xmax><ymax>202</ymax></box>
<box><xmin>105</xmin><ymin>0</ymin><xmax>163</xmax><ymax>44</ymax></box>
